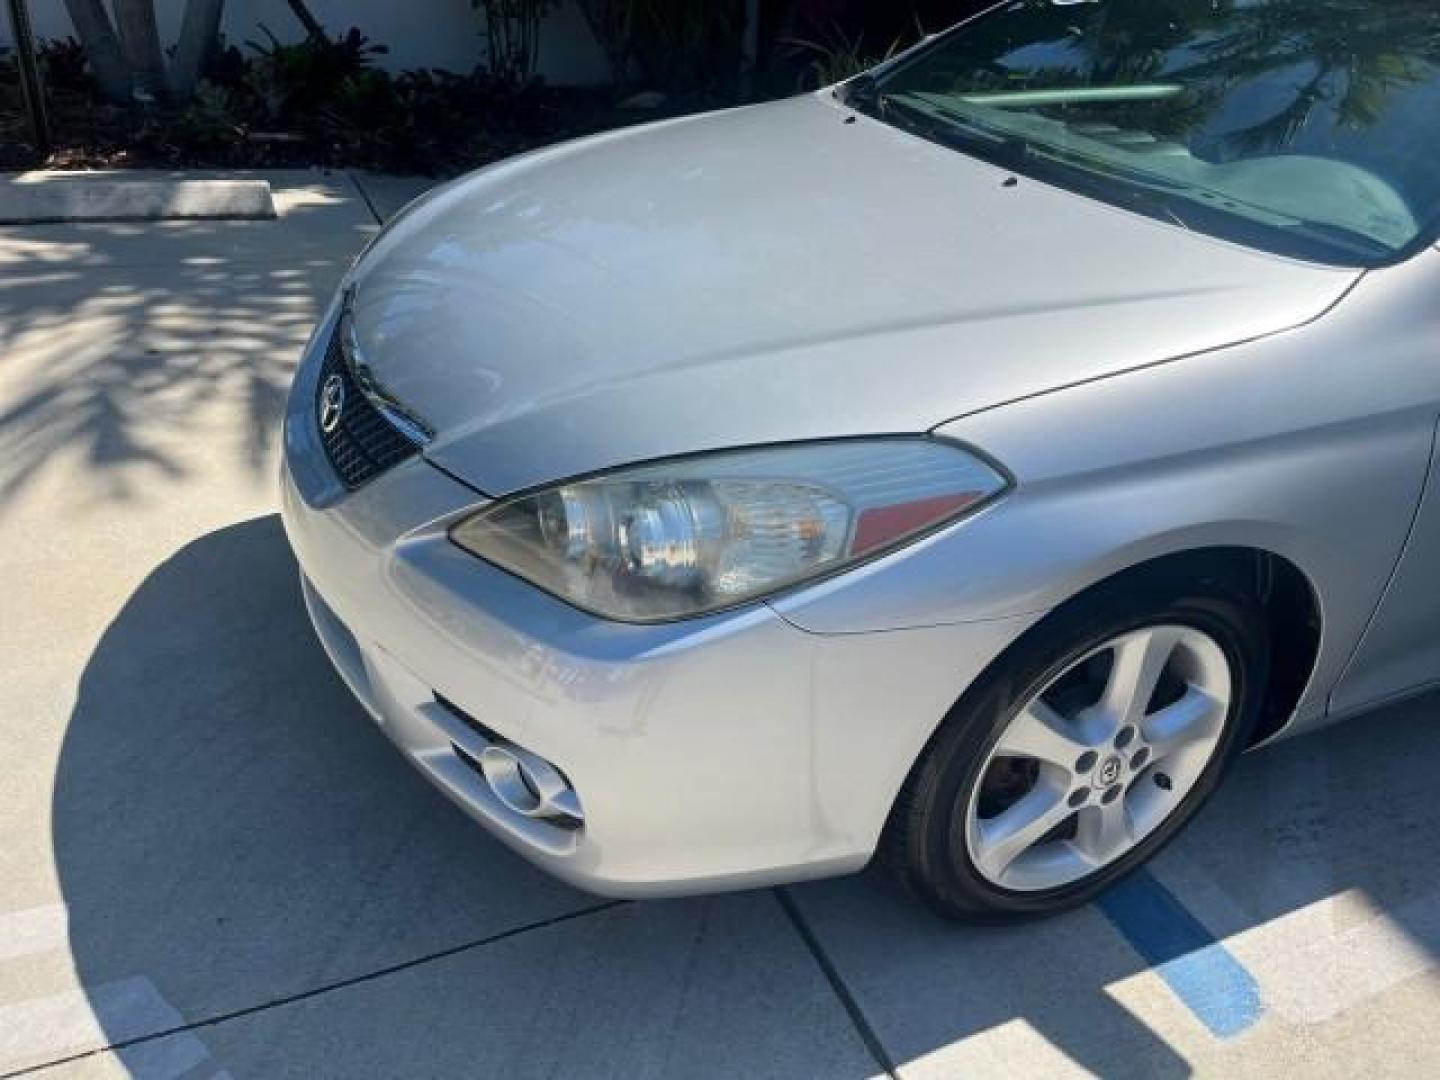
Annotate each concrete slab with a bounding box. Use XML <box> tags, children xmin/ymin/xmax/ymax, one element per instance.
<box><xmin>785</xmin><ymin>698</ymin><xmax>1440</xmax><ymax>1077</ymax></box>
<box><xmin>0</xmin><ymin>172</ymin><xmax>276</xmax><ymax>225</ymax></box>
<box><xmin>1147</xmin><ymin>696</ymin><xmax>1440</xmax><ymax>1026</ymax></box>
<box><xmin>24</xmin><ymin>894</ymin><xmax>880</xmax><ymax>1080</ymax></box>
<box><xmin>788</xmin><ymin>875</ymin><xmax>1197</xmax><ymax>1078</ymax></box>
<box><xmin>0</xmin><ymin>175</ymin><xmax>594</xmax><ymax>1068</ymax></box>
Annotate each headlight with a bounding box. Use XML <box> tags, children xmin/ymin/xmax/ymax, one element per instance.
<box><xmin>450</xmin><ymin>439</ymin><xmax>1008</xmax><ymax>622</ymax></box>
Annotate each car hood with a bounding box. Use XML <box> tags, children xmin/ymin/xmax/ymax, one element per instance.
<box><xmin>351</xmin><ymin>93</ymin><xmax>1358</xmax><ymax>497</ymax></box>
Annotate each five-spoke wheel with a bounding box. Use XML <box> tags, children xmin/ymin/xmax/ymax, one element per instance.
<box><xmin>966</xmin><ymin>625</ymin><xmax>1231</xmax><ymax>891</ymax></box>
<box><xmin>883</xmin><ymin>573</ymin><xmax>1268</xmax><ymax>920</ymax></box>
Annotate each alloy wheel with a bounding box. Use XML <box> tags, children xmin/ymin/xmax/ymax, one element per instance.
<box><xmin>963</xmin><ymin>624</ymin><xmax>1233</xmax><ymax>892</ymax></box>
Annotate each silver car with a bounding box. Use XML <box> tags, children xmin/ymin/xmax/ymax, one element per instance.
<box><xmin>280</xmin><ymin>0</ymin><xmax>1440</xmax><ymax>919</ymax></box>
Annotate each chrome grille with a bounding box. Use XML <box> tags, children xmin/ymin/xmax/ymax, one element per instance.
<box><xmin>316</xmin><ymin>319</ymin><xmax>421</xmax><ymax>490</ymax></box>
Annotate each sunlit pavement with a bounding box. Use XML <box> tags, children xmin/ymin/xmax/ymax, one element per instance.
<box><xmin>2</xmin><ymin>171</ymin><xmax>1438</xmax><ymax>1080</ymax></box>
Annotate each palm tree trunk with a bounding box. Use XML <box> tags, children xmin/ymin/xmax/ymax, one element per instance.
<box><xmin>61</xmin><ymin>0</ymin><xmax>131</xmax><ymax>102</ymax></box>
<box><xmin>741</xmin><ymin>0</ymin><xmax>760</xmax><ymax>96</ymax></box>
<box><xmin>113</xmin><ymin>0</ymin><xmax>168</xmax><ymax>101</ymax></box>
<box><xmin>170</xmin><ymin>0</ymin><xmax>226</xmax><ymax>101</ymax></box>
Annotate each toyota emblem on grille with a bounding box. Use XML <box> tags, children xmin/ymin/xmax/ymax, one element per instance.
<box><xmin>318</xmin><ymin>374</ymin><xmax>346</xmax><ymax>434</ymax></box>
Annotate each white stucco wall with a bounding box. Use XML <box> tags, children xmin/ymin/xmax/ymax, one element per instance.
<box><xmin>3</xmin><ymin>0</ymin><xmax>610</xmax><ymax>84</ymax></box>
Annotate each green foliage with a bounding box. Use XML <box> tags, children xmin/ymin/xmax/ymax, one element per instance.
<box><xmin>786</xmin><ymin>26</ymin><xmax>903</xmax><ymax>90</ymax></box>
<box><xmin>174</xmin><ymin>81</ymin><xmax>239</xmax><ymax>151</ymax></box>
<box><xmin>0</xmin><ymin>23</ymin><xmax>625</xmax><ymax>173</ymax></box>
<box><xmin>629</xmin><ymin>0</ymin><xmax>748</xmax><ymax>95</ymax></box>
<box><xmin>242</xmin><ymin>25</ymin><xmax>388</xmax><ymax>126</ymax></box>
<box><xmin>213</xmin><ymin>25</ymin><xmax>583</xmax><ymax>170</ymax></box>
<box><xmin>36</xmin><ymin>37</ymin><xmax>96</xmax><ymax>96</ymax></box>
<box><xmin>578</xmin><ymin>0</ymin><xmax>749</xmax><ymax>96</ymax></box>
<box><xmin>473</xmin><ymin>0</ymin><xmax>558</xmax><ymax>83</ymax></box>
<box><xmin>0</xmin><ymin>49</ymin><xmax>16</xmax><ymax>111</ymax></box>
<box><xmin>0</xmin><ymin>36</ymin><xmax>96</xmax><ymax>104</ymax></box>
<box><xmin>0</xmin><ymin>1</ymin><xmax>958</xmax><ymax>170</ymax></box>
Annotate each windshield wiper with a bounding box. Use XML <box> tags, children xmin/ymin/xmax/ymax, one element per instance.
<box><xmin>1022</xmin><ymin>143</ymin><xmax>1198</xmax><ymax>228</ymax></box>
<box><xmin>881</xmin><ymin>93</ymin><xmax>1031</xmax><ymax>165</ymax></box>
<box><xmin>1107</xmin><ymin>184</ymin><xmax>1195</xmax><ymax>232</ymax></box>
<box><xmin>1033</xmin><ymin>144</ymin><xmax>1399</xmax><ymax>256</ymax></box>
<box><xmin>1268</xmin><ymin>217</ymin><xmax>1396</xmax><ymax>259</ymax></box>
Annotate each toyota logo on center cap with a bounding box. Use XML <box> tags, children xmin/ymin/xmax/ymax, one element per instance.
<box><xmin>1097</xmin><ymin>756</ymin><xmax>1123</xmax><ymax>787</ymax></box>
<box><xmin>318</xmin><ymin>374</ymin><xmax>345</xmax><ymax>434</ymax></box>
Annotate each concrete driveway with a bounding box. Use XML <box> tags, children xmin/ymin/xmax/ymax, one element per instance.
<box><xmin>2</xmin><ymin>171</ymin><xmax>1439</xmax><ymax>1079</ymax></box>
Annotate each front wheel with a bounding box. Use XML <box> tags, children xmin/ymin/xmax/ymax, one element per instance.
<box><xmin>883</xmin><ymin>578</ymin><xmax>1269</xmax><ymax>921</ymax></box>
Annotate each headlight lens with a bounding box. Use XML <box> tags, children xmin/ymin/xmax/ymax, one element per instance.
<box><xmin>450</xmin><ymin>439</ymin><xmax>1008</xmax><ymax>622</ymax></box>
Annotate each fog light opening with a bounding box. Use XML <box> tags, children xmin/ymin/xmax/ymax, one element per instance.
<box><xmin>477</xmin><ymin>743</ymin><xmax>584</xmax><ymax>826</ymax></box>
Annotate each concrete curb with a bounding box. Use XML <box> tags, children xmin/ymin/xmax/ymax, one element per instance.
<box><xmin>0</xmin><ymin>176</ymin><xmax>277</xmax><ymax>225</ymax></box>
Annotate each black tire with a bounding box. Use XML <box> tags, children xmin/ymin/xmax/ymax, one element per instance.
<box><xmin>881</xmin><ymin>570</ymin><xmax>1270</xmax><ymax>922</ymax></box>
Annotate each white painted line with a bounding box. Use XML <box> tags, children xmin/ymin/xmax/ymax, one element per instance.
<box><xmin>0</xmin><ymin>904</ymin><xmax>68</xmax><ymax>962</ymax></box>
<box><xmin>0</xmin><ymin>977</ymin><xmax>186</xmax><ymax>1073</ymax></box>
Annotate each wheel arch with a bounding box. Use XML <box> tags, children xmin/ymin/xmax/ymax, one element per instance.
<box><xmin>877</xmin><ymin>545</ymin><xmax>1310</xmax><ymax>917</ymax></box>
<box><xmin>988</xmin><ymin>545</ymin><xmax>1323</xmax><ymax>748</ymax></box>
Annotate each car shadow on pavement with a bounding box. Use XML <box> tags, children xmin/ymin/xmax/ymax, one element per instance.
<box><xmin>51</xmin><ymin>515</ymin><xmax>1440</xmax><ymax>1078</ymax></box>
<box><xmin>48</xmin><ymin>515</ymin><xmax>875</xmax><ymax>1079</ymax></box>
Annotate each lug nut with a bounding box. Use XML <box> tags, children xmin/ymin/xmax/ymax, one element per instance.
<box><xmin>1068</xmin><ymin>789</ymin><xmax>1089</xmax><ymax>809</ymax></box>
<box><xmin>1102</xmin><ymin>785</ymin><xmax>1123</xmax><ymax>805</ymax></box>
<box><xmin>1075</xmin><ymin>751</ymin><xmax>1099</xmax><ymax>774</ymax></box>
<box><xmin>1131</xmin><ymin>747</ymin><xmax>1151</xmax><ymax>771</ymax></box>
<box><xmin>1115</xmin><ymin>726</ymin><xmax>1137</xmax><ymax>749</ymax></box>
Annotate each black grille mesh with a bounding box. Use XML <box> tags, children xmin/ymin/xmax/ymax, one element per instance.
<box><xmin>317</xmin><ymin>322</ymin><xmax>420</xmax><ymax>490</ymax></box>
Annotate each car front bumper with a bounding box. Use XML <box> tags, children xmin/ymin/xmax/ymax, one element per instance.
<box><xmin>279</xmin><ymin>311</ymin><xmax>1038</xmax><ymax>897</ymax></box>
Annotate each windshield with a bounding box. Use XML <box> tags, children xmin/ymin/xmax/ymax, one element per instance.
<box><xmin>856</xmin><ymin>0</ymin><xmax>1440</xmax><ymax>266</ymax></box>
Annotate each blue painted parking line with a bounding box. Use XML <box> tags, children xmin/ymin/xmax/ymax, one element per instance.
<box><xmin>1097</xmin><ymin>868</ymin><xmax>1263</xmax><ymax>1039</ymax></box>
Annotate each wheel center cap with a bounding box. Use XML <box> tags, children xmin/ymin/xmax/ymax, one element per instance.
<box><xmin>1095</xmin><ymin>755</ymin><xmax>1123</xmax><ymax>788</ymax></box>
